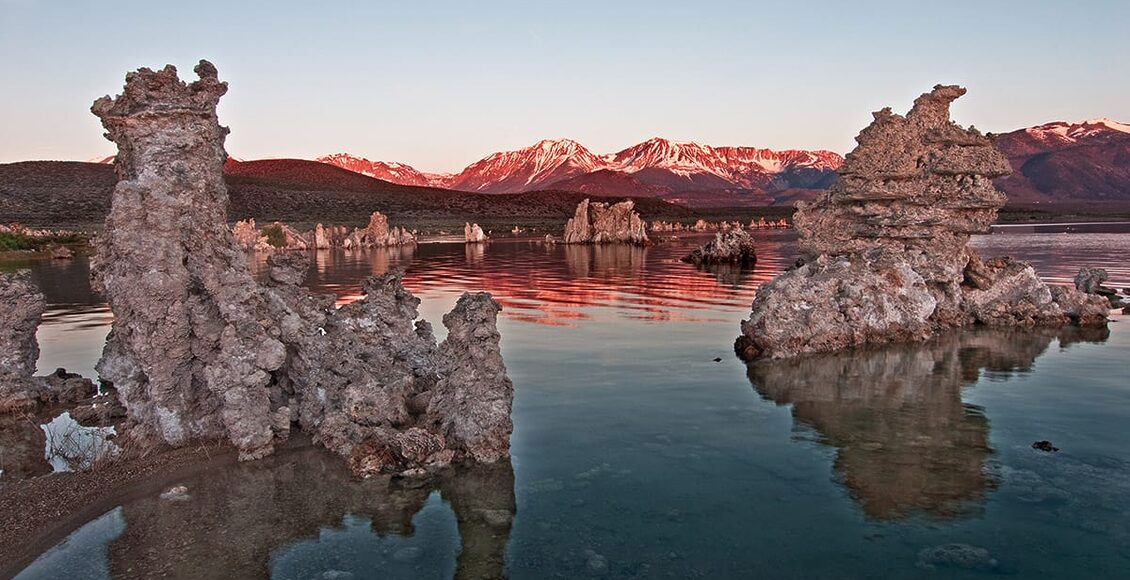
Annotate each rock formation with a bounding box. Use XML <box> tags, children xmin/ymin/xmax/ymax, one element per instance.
<box><xmin>0</xmin><ymin>272</ymin><xmax>101</xmax><ymax>415</ymax></box>
<box><xmin>465</xmin><ymin>222</ymin><xmax>488</xmax><ymax>243</ymax></box>
<box><xmin>0</xmin><ymin>271</ymin><xmax>48</xmax><ymax>412</ymax></box>
<box><xmin>232</xmin><ymin>218</ymin><xmax>271</xmax><ymax>251</ymax></box>
<box><xmin>88</xmin><ymin>61</ymin><xmax>513</xmax><ymax>473</ymax></box>
<box><xmin>313</xmin><ymin>223</ymin><xmax>330</xmax><ymax>249</ymax></box>
<box><xmin>343</xmin><ymin>212</ymin><xmax>417</xmax><ymax>248</ymax></box>
<box><xmin>681</xmin><ymin>229</ymin><xmax>757</xmax><ymax>266</ymax></box>
<box><xmin>262</xmin><ymin>261</ymin><xmax>513</xmax><ymax>476</ymax></box>
<box><xmin>91</xmin><ymin>61</ymin><xmax>288</xmax><ymax>460</ymax></box>
<box><xmin>233</xmin><ymin>214</ymin><xmax>415</xmax><ymax>252</ymax></box>
<box><xmin>563</xmin><ymin>198</ymin><xmax>648</xmax><ymax>245</ymax></box>
<box><xmin>1074</xmin><ymin>267</ymin><xmax>1115</xmax><ymax>296</ymax></box>
<box><xmin>737</xmin><ymin>85</ymin><xmax>1109</xmax><ymax>360</ymax></box>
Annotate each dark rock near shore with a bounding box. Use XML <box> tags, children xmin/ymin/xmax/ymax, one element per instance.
<box><xmin>1032</xmin><ymin>440</ymin><xmax>1059</xmax><ymax>452</ymax></box>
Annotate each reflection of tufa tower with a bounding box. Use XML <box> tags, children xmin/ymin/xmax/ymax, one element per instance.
<box><xmin>746</xmin><ymin>327</ymin><xmax>1106</xmax><ymax>520</ymax></box>
<box><xmin>107</xmin><ymin>447</ymin><xmax>515</xmax><ymax>579</ymax></box>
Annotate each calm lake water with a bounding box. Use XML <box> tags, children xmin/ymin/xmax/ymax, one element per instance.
<box><xmin>4</xmin><ymin>224</ymin><xmax>1130</xmax><ymax>579</ymax></box>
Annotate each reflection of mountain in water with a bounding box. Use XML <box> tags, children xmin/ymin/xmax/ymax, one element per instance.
<box><xmin>746</xmin><ymin>327</ymin><xmax>1109</xmax><ymax>520</ymax></box>
<box><xmin>104</xmin><ymin>444</ymin><xmax>514</xmax><ymax>579</ymax></box>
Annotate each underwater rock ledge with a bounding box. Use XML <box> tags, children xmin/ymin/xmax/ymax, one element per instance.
<box><xmin>736</xmin><ymin>85</ymin><xmax>1109</xmax><ymax>360</ymax></box>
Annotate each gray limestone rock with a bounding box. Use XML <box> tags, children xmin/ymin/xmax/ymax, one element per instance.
<box><xmin>85</xmin><ymin>60</ymin><xmax>513</xmax><ymax>473</ymax></box>
<box><xmin>90</xmin><ymin>61</ymin><xmax>296</xmax><ymax>459</ymax></box>
<box><xmin>737</xmin><ymin>85</ymin><xmax>1108</xmax><ymax>360</ymax></box>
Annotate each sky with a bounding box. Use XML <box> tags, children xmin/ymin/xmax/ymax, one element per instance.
<box><xmin>1</xmin><ymin>0</ymin><xmax>1127</xmax><ymax>172</ymax></box>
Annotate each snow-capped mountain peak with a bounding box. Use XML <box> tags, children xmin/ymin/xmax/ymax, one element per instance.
<box><xmin>315</xmin><ymin>153</ymin><xmax>449</xmax><ymax>187</ymax></box>
<box><xmin>1023</xmin><ymin>118</ymin><xmax>1130</xmax><ymax>143</ymax></box>
<box><xmin>316</xmin><ymin>137</ymin><xmax>845</xmax><ymax>199</ymax></box>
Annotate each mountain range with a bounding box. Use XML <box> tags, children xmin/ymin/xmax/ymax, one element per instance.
<box><xmin>314</xmin><ymin>120</ymin><xmax>1130</xmax><ymax>207</ymax></box>
<box><xmin>317</xmin><ymin>138</ymin><xmax>843</xmax><ymax>207</ymax></box>
<box><xmin>990</xmin><ymin>118</ymin><xmax>1130</xmax><ymax>203</ymax></box>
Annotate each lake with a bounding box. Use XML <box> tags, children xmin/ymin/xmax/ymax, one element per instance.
<box><xmin>4</xmin><ymin>224</ymin><xmax>1130</xmax><ymax>579</ymax></box>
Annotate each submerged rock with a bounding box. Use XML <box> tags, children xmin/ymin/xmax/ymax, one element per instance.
<box><xmin>916</xmin><ymin>543</ymin><xmax>998</xmax><ymax>572</ymax></box>
<box><xmin>563</xmin><ymin>198</ymin><xmax>648</xmax><ymax>245</ymax></box>
<box><xmin>681</xmin><ymin>229</ymin><xmax>757</xmax><ymax>266</ymax></box>
<box><xmin>87</xmin><ymin>60</ymin><xmax>514</xmax><ymax>472</ymax></box>
<box><xmin>0</xmin><ymin>271</ymin><xmax>48</xmax><ymax>412</ymax></box>
<box><xmin>737</xmin><ymin>85</ymin><xmax>1107</xmax><ymax>360</ymax></box>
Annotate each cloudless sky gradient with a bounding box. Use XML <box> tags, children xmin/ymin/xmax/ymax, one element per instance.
<box><xmin>1</xmin><ymin>0</ymin><xmax>1127</xmax><ymax>172</ymax></box>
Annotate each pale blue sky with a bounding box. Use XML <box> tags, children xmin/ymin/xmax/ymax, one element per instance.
<box><xmin>1</xmin><ymin>0</ymin><xmax>1127</xmax><ymax>172</ymax></box>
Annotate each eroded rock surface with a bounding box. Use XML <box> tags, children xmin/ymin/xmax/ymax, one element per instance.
<box><xmin>1074</xmin><ymin>267</ymin><xmax>1117</xmax><ymax>298</ymax></box>
<box><xmin>91</xmin><ymin>61</ymin><xmax>287</xmax><ymax>460</ymax></box>
<box><xmin>0</xmin><ymin>271</ymin><xmax>48</xmax><ymax>412</ymax></box>
<box><xmin>682</xmin><ymin>229</ymin><xmax>757</xmax><ymax>266</ymax></box>
<box><xmin>88</xmin><ymin>61</ymin><xmax>513</xmax><ymax>473</ymax></box>
<box><xmin>737</xmin><ymin>85</ymin><xmax>1108</xmax><ymax>360</ymax></box>
<box><xmin>563</xmin><ymin>198</ymin><xmax>648</xmax><ymax>245</ymax></box>
<box><xmin>263</xmin><ymin>267</ymin><xmax>512</xmax><ymax>476</ymax></box>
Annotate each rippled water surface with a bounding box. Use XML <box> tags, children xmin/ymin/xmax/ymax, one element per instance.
<box><xmin>5</xmin><ymin>225</ymin><xmax>1130</xmax><ymax>579</ymax></box>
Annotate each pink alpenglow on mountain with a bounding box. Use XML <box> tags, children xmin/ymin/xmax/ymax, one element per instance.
<box><xmin>992</xmin><ymin>118</ymin><xmax>1130</xmax><ymax>202</ymax></box>
<box><xmin>315</xmin><ymin>153</ymin><xmax>451</xmax><ymax>188</ymax></box>
<box><xmin>317</xmin><ymin>138</ymin><xmax>844</xmax><ymax>207</ymax></box>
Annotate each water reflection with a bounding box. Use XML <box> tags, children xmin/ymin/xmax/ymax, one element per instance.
<box><xmin>94</xmin><ymin>445</ymin><xmax>514</xmax><ymax>579</ymax></box>
<box><xmin>15</xmin><ymin>444</ymin><xmax>515</xmax><ymax>579</ymax></box>
<box><xmin>745</xmin><ymin>327</ymin><xmax>1110</xmax><ymax>520</ymax></box>
<box><xmin>247</xmin><ymin>233</ymin><xmax>792</xmax><ymax>328</ymax></box>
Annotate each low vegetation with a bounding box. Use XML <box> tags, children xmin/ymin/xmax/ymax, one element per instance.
<box><xmin>260</xmin><ymin>224</ymin><xmax>287</xmax><ymax>248</ymax></box>
<box><xmin>0</xmin><ymin>231</ymin><xmax>85</xmax><ymax>252</ymax></box>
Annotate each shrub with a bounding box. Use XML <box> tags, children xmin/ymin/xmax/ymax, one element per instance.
<box><xmin>261</xmin><ymin>224</ymin><xmax>287</xmax><ymax>248</ymax></box>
